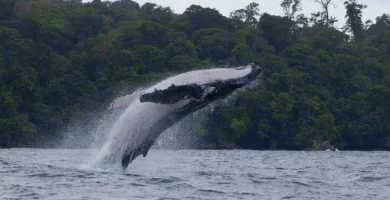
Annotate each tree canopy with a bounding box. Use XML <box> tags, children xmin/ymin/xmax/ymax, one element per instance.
<box><xmin>0</xmin><ymin>0</ymin><xmax>389</xmax><ymax>150</ymax></box>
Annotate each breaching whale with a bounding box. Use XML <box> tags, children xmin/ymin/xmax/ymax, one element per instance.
<box><xmin>95</xmin><ymin>63</ymin><xmax>262</xmax><ymax>170</ymax></box>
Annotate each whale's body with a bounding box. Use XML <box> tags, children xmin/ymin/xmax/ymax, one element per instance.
<box><xmin>96</xmin><ymin>64</ymin><xmax>262</xmax><ymax>170</ymax></box>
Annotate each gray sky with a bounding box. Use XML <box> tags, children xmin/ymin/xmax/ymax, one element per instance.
<box><xmin>133</xmin><ymin>0</ymin><xmax>389</xmax><ymax>29</ymax></box>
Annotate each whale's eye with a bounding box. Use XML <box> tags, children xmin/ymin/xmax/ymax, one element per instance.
<box><xmin>235</xmin><ymin>66</ymin><xmax>246</xmax><ymax>70</ymax></box>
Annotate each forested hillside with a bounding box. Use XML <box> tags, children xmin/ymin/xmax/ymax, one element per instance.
<box><xmin>0</xmin><ymin>0</ymin><xmax>389</xmax><ymax>150</ymax></box>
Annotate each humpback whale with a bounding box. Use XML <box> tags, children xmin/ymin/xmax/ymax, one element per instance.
<box><xmin>95</xmin><ymin>63</ymin><xmax>262</xmax><ymax>170</ymax></box>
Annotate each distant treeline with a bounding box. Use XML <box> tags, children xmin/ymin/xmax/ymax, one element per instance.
<box><xmin>0</xmin><ymin>0</ymin><xmax>389</xmax><ymax>150</ymax></box>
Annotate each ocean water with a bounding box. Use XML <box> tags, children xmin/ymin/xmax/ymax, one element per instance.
<box><xmin>0</xmin><ymin>149</ymin><xmax>389</xmax><ymax>200</ymax></box>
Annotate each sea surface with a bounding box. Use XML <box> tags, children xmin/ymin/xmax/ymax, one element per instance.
<box><xmin>0</xmin><ymin>149</ymin><xmax>389</xmax><ymax>200</ymax></box>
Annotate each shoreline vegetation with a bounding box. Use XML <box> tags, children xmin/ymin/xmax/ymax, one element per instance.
<box><xmin>0</xmin><ymin>0</ymin><xmax>389</xmax><ymax>151</ymax></box>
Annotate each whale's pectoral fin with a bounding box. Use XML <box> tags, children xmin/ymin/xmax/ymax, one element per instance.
<box><xmin>139</xmin><ymin>84</ymin><xmax>205</xmax><ymax>104</ymax></box>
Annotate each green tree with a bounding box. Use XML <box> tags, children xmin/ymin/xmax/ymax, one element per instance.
<box><xmin>184</xmin><ymin>5</ymin><xmax>233</xmax><ymax>34</ymax></box>
<box><xmin>191</xmin><ymin>28</ymin><xmax>234</xmax><ymax>61</ymax></box>
<box><xmin>280</xmin><ymin>0</ymin><xmax>301</xmax><ymax>20</ymax></box>
<box><xmin>314</xmin><ymin>0</ymin><xmax>336</xmax><ymax>27</ymax></box>
<box><xmin>344</xmin><ymin>0</ymin><xmax>367</xmax><ymax>41</ymax></box>
<box><xmin>258</xmin><ymin>13</ymin><xmax>292</xmax><ymax>52</ymax></box>
<box><xmin>230</xmin><ymin>2</ymin><xmax>260</xmax><ymax>26</ymax></box>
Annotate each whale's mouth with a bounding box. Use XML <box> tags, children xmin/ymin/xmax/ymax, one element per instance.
<box><xmin>139</xmin><ymin>63</ymin><xmax>262</xmax><ymax>105</ymax></box>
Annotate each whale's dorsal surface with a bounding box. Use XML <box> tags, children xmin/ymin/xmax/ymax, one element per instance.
<box><xmin>95</xmin><ymin>64</ymin><xmax>263</xmax><ymax>170</ymax></box>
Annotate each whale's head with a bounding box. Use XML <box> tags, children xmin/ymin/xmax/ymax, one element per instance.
<box><xmin>197</xmin><ymin>63</ymin><xmax>262</xmax><ymax>102</ymax></box>
<box><xmin>139</xmin><ymin>63</ymin><xmax>263</xmax><ymax>108</ymax></box>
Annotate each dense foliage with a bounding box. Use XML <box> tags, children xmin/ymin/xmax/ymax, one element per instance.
<box><xmin>0</xmin><ymin>0</ymin><xmax>389</xmax><ymax>150</ymax></box>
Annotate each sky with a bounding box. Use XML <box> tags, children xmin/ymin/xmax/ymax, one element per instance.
<box><xmin>131</xmin><ymin>0</ymin><xmax>390</xmax><ymax>29</ymax></box>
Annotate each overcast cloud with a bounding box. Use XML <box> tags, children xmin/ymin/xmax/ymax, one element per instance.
<box><xmin>132</xmin><ymin>0</ymin><xmax>390</xmax><ymax>29</ymax></box>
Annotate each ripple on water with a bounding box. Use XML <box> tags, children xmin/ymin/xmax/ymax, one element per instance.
<box><xmin>195</xmin><ymin>171</ymin><xmax>214</xmax><ymax>176</ymax></box>
<box><xmin>252</xmin><ymin>180</ymin><xmax>265</xmax><ymax>184</ymax></box>
<box><xmin>145</xmin><ymin>177</ymin><xmax>183</xmax><ymax>184</ymax></box>
<box><xmin>20</xmin><ymin>192</ymin><xmax>40</xmax><ymax>198</ymax></box>
<box><xmin>291</xmin><ymin>181</ymin><xmax>311</xmax><ymax>187</ymax></box>
<box><xmin>281</xmin><ymin>195</ymin><xmax>295</xmax><ymax>199</ymax></box>
<box><xmin>0</xmin><ymin>169</ymin><xmax>20</xmax><ymax>174</ymax></box>
<box><xmin>129</xmin><ymin>182</ymin><xmax>147</xmax><ymax>187</ymax></box>
<box><xmin>0</xmin><ymin>160</ymin><xmax>10</xmax><ymax>165</ymax></box>
<box><xmin>243</xmin><ymin>172</ymin><xmax>278</xmax><ymax>179</ymax></box>
<box><xmin>123</xmin><ymin>173</ymin><xmax>143</xmax><ymax>178</ymax></box>
<box><xmin>25</xmin><ymin>172</ymin><xmax>67</xmax><ymax>178</ymax></box>
<box><xmin>197</xmin><ymin>189</ymin><xmax>225</xmax><ymax>194</ymax></box>
<box><xmin>166</xmin><ymin>183</ymin><xmax>195</xmax><ymax>190</ymax></box>
<box><xmin>233</xmin><ymin>192</ymin><xmax>258</xmax><ymax>197</ymax></box>
<box><xmin>359</xmin><ymin>176</ymin><xmax>385</xmax><ymax>182</ymax></box>
<box><xmin>213</xmin><ymin>181</ymin><xmax>231</xmax><ymax>185</ymax></box>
